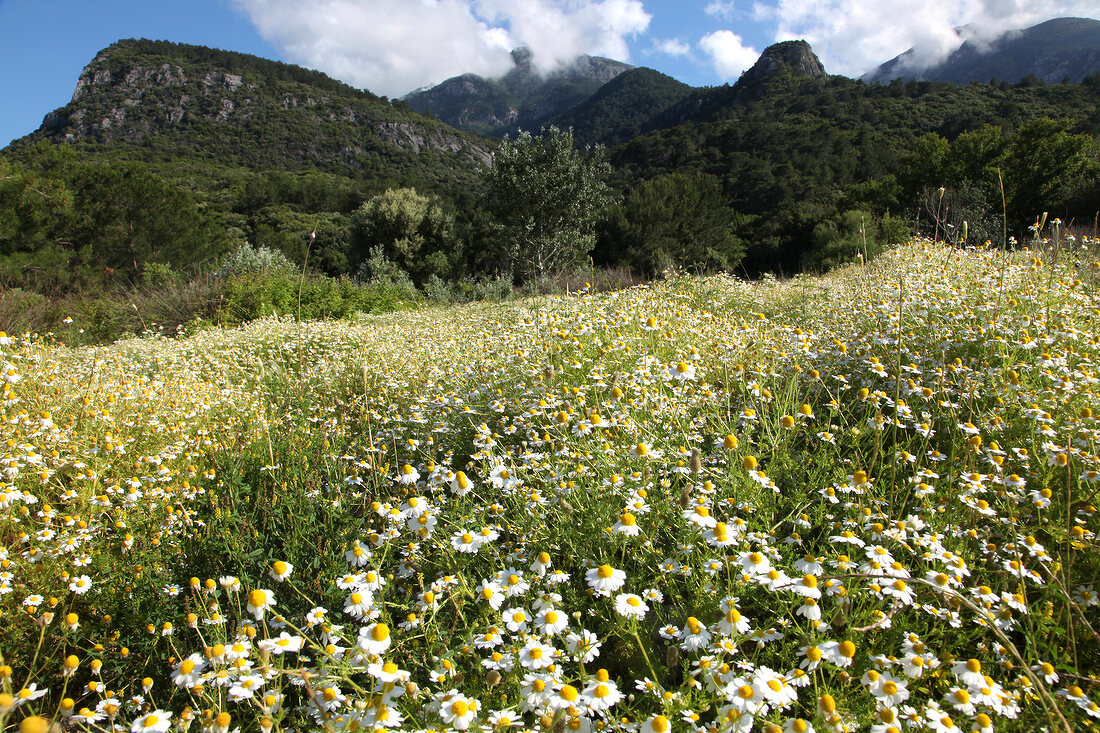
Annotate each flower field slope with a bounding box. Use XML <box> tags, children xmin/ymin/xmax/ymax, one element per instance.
<box><xmin>2</xmin><ymin>240</ymin><xmax>1100</xmax><ymax>732</ymax></box>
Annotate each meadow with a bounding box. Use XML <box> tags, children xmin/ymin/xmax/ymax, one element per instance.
<box><xmin>1</xmin><ymin>235</ymin><xmax>1099</xmax><ymax>733</ymax></box>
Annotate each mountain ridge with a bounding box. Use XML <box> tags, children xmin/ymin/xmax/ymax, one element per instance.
<box><xmin>402</xmin><ymin>48</ymin><xmax>633</xmax><ymax>137</ymax></box>
<box><xmin>8</xmin><ymin>38</ymin><xmax>492</xmax><ymax>189</ymax></box>
<box><xmin>866</xmin><ymin>17</ymin><xmax>1100</xmax><ymax>84</ymax></box>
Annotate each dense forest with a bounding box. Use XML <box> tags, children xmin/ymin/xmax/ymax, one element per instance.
<box><xmin>2</xmin><ymin>38</ymin><xmax>1100</xmax><ymax>318</ymax></box>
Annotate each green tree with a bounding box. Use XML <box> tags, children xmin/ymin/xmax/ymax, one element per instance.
<box><xmin>483</xmin><ymin>127</ymin><xmax>615</xmax><ymax>282</ymax></box>
<box><xmin>67</xmin><ymin>162</ymin><xmax>217</xmax><ymax>278</ymax></box>
<box><xmin>601</xmin><ymin>173</ymin><xmax>745</xmax><ymax>275</ymax></box>
<box><xmin>350</xmin><ymin>187</ymin><xmax>455</xmax><ymax>285</ymax></box>
<box><xmin>1001</xmin><ymin>118</ymin><xmax>1100</xmax><ymax>228</ymax></box>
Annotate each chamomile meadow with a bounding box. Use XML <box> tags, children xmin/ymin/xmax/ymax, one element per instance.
<box><xmin>1</xmin><ymin>236</ymin><xmax>1099</xmax><ymax>732</ymax></box>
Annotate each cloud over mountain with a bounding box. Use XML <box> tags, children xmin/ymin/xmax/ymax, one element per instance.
<box><xmin>756</xmin><ymin>0</ymin><xmax>1100</xmax><ymax>77</ymax></box>
<box><xmin>232</xmin><ymin>0</ymin><xmax>650</xmax><ymax>97</ymax></box>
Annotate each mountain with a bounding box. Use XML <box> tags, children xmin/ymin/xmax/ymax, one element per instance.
<box><xmin>9</xmin><ymin>38</ymin><xmax>491</xmax><ymax>188</ymax></box>
<box><xmin>545</xmin><ymin>41</ymin><xmax>825</xmax><ymax>148</ymax></box>
<box><xmin>402</xmin><ymin>48</ymin><xmax>633</xmax><ymax>137</ymax></box>
<box><xmin>655</xmin><ymin>40</ymin><xmax>827</xmax><ymax>127</ymax></box>
<box><xmin>866</xmin><ymin>17</ymin><xmax>1100</xmax><ymax>85</ymax></box>
<box><xmin>548</xmin><ymin>67</ymin><xmax>691</xmax><ymax>147</ymax></box>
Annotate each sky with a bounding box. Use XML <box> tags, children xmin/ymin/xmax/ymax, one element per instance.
<box><xmin>2</xmin><ymin>0</ymin><xmax>1098</xmax><ymax>147</ymax></box>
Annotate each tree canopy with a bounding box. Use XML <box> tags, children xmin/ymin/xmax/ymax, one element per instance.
<box><xmin>482</xmin><ymin>127</ymin><xmax>615</xmax><ymax>282</ymax></box>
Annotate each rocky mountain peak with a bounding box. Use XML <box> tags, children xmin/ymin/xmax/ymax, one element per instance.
<box><xmin>742</xmin><ymin>40</ymin><xmax>827</xmax><ymax>86</ymax></box>
<box><xmin>721</xmin><ymin>40</ymin><xmax>826</xmax><ymax>105</ymax></box>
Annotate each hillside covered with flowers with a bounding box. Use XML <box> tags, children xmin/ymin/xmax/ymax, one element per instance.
<box><xmin>2</xmin><ymin>237</ymin><xmax>1099</xmax><ymax>732</ymax></box>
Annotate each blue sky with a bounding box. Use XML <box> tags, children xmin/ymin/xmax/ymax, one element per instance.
<box><xmin>2</xmin><ymin>0</ymin><xmax>1097</xmax><ymax>148</ymax></box>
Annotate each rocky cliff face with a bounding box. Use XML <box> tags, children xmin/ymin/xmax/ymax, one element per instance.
<box><xmin>30</xmin><ymin>39</ymin><xmax>491</xmax><ymax>169</ymax></box>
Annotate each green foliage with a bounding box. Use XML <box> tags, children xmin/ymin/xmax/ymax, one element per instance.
<box><xmin>215</xmin><ymin>272</ymin><xmax>415</xmax><ymax>325</ymax></box>
<box><xmin>802</xmin><ymin>209</ymin><xmax>908</xmax><ymax>271</ymax></box>
<box><xmin>217</xmin><ymin>242</ymin><xmax>297</xmax><ymax>278</ymax></box>
<box><xmin>613</xmin><ymin>74</ymin><xmax>1100</xmax><ymax>270</ymax></box>
<box><xmin>0</xmin><ymin>153</ymin><xmax>73</xmax><ymax>256</ymax></box>
<box><xmin>350</xmin><ymin>187</ymin><xmax>457</xmax><ymax>284</ymax></box>
<box><xmin>483</xmin><ymin>127</ymin><xmax>615</xmax><ymax>282</ymax></box>
<box><xmin>599</xmin><ymin>173</ymin><xmax>745</xmax><ymax>275</ymax></box>
<box><xmin>5</xmin><ymin>35</ymin><xmax>1100</xmax><ymax>293</ymax></box>
<box><xmin>552</xmin><ymin>68</ymin><xmax>692</xmax><ymax>147</ymax></box>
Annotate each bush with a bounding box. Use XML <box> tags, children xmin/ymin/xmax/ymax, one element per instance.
<box><xmin>217</xmin><ymin>242</ymin><xmax>297</xmax><ymax>278</ymax></box>
<box><xmin>215</xmin><ymin>271</ymin><xmax>414</xmax><ymax>325</ymax></box>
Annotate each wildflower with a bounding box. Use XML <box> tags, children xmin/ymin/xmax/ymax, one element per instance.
<box><xmin>614</xmin><ymin>593</ymin><xmax>649</xmax><ymax>618</ymax></box>
<box><xmin>131</xmin><ymin>710</ymin><xmax>172</xmax><ymax>733</ymax></box>
<box><xmin>684</xmin><ymin>503</ymin><xmax>718</xmax><ymax>529</ymax></box>
<box><xmin>583</xmin><ymin>672</ymin><xmax>623</xmax><ymax>714</ymax></box>
<box><xmin>585</xmin><ymin>563</ymin><xmax>626</xmax><ymax>596</ymax></box>
<box><xmin>246</xmin><ymin>588</ymin><xmax>275</xmax><ymax>620</ymax></box>
<box><xmin>269</xmin><ymin>561</ymin><xmax>293</xmax><ymax>582</ymax></box>
<box><xmin>346</xmin><ymin>541</ymin><xmax>372</xmax><ymax>566</ymax></box>
<box><xmin>520</xmin><ymin>673</ymin><xmax>556</xmax><ymax>712</ymax></box>
<box><xmin>357</xmin><ymin>622</ymin><xmax>392</xmax><ymax>655</ymax></box>
<box><xmin>69</xmin><ymin>574</ymin><xmax>92</xmax><ymax>594</ymax></box>
<box><xmin>500</xmin><ymin>569</ymin><xmax>530</xmax><ymax>597</ymax></box>
<box><xmin>666</xmin><ymin>361</ymin><xmax>697</xmax><ymax>381</ymax></box>
<box><xmin>477</xmin><ymin>579</ymin><xmax>506</xmax><ymax>609</ymax></box>
<box><xmin>550</xmin><ymin>683</ymin><xmax>583</xmax><ymax>712</ymax></box>
<box><xmin>517</xmin><ymin>639</ymin><xmax>556</xmax><ymax>670</ymax></box>
<box><xmin>820</xmin><ymin>640</ymin><xmax>857</xmax><ymax>668</ymax></box>
<box><xmin>451</xmin><ymin>529</ymin><xmax>480</xmax><ymax>553</ymax></box>
<box><xmin>534</xmin><ymin>608</ymin><xmax>569</xmax><ymax>636</ymax></box>
<box><xmin>450</xmin><ymin>470</ymin><xmax>473</xmax><ymax>495</ymax></box>
<box><xmin>679</xmin><ymin>616</ymin><xmax>712</xmax><ymax>651</ymax></box>
<box><xmin>502</xmin><ymin>607</ymin><xmax>530</xmax><ymax>633</ymax></box>
<box><xmin>438</xmin><ymin>692</ymin><xmax>479</xmax><ymax>730</ymax></box>
<box><xmin>530</xmin><ymin>551</ymin><xmax>552</xmax><ymax>575</ymax></box>
<box><xmin>640</xmin><ymin>714</ymin><xmax>673</xmax><ymax>733</ymax></box>
<box><xmin>952</xmin><ymin>658</ymin><xmax>985</xmax><ymax>688</ymax></box>
<box><xmin>368</xmin><ymin>660</ymin><xmax>410</xmax><ymax>685</ymax></box>
<box><xmin>565</xmin><ymin>629</ymin><xmax>603</xmax><ymax>663</ymax></box>
<box><xmin>486</xmin><ymin>708</ymin><xmax>521</xmax><ymax>729</ymax></box>
<box><xmin>717</xmin><ymin>606</ymin><xmax>751</xmax><ymax>635</ymax></box>
<box><xmin>613</xmin><ymin>511</ymin><xmax>642</xmax><ymax>536</ymax></box>
<box><xmin>870</xmin><ymin>672</ymin><xmax>909</xmax><ymax>707</ymax></box>
<box><xmin>397</xmin><ymin>464</ymin><xmax>420</xmax><ymax>485</ymax></box>
<box><xmin>258</xmin><ymin>632</ymin><xmax>303</xmax><ymax>655</ymax></box>
<box><xmin>229</xmin><ymin>675</ymin><xmax>265</xmax><ymax>701</ymax></box>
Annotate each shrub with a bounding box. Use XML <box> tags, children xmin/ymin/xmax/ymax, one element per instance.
<box><xmin>217</xmin><ymin>242</ymin><xmax>297</xmax><ymax>278</ymax></box>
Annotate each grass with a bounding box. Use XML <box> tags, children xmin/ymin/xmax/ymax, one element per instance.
<box><xmin>1</xmin><ymin>234</ymin><xmax>1099</xmax><ymax>733</ymax></box>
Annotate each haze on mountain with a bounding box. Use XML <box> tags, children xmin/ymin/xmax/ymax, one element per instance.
<box><xmin>866</xmin><ymin>17</ymin><xmax>1100</xmax><ymax>84</ymax></box>
<box><xmin>401</xmin><ymin>47</ymin><xmax>633</xmax><ymax>138</ymax></box>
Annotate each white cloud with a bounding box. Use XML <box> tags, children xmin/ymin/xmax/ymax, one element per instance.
<box><xmin>699</xmin><ymin>30</ymin><xmax>759</xmax><ymax>79</ymax></box>
<box><xmin>704</xmin><ymin>1</ymin><xmax>737</xmax><ymax>17</ymax></box>
<box><xmin>752</xmin><ymin>0</ymin><xmax>1100</xmax><ymax>77</ymax></box>
<box><xmin>232</xmin><ymin>0</ymin><xmax>650</xmax><ymax>98</ymax></box>
<box><xmin>654</xmin><ymin>37</ymin><xmax>693</xmax><ymax>56</ymax></box>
